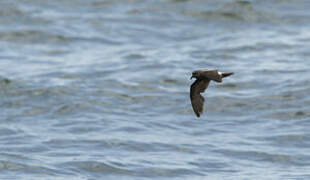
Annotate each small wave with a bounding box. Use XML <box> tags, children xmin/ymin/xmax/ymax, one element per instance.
<box><xmin>217</xmin><ymin>149</ymin><xmax>309</xmax><ymax>166</ymax></box>
<box><xmin>0</xmin><ymin>6</ymin><xmax>24</xmax><ymax>17</ymax></box>
<box><xmin>253</xmin><ymin>133</ymin><xmax>310</xmax><ymax>148</ymax></box>
<box><xmin>0</xmin><ymin>30</ymin><xmax>119</xmax><ymax>45</ymax></box>
<box><xmin>0</xmin><ymin>160</ymin><xmax>59</xmax><ymax>175</ymax></box>
<box><xmin>137</xmin><ymin>167</ymin><xmax>203</xmax><ymax>177</ymax></box>
<box><xmin>185</xmin><ymin>0</ymin><xmax>278</xmax><ymax>23</ymax></box>
<box><xmin>62</xmin><ymin>161</ymin><xmax>134</xmax><ymax>175</ymax></box>
<box><xmin>0</xmin><ymin>77</ymin><xmax>11</xmax><ymax>85</ymax></box>
<box><xmin>0</xmin><ymin>30</ymin><xmax>71</xmax><ymax>44</ymax></box>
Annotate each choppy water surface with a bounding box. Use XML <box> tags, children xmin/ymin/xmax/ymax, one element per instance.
<box><xmin>1</xmin><ymin>0</ymin><xmax>310</xmax><ymax>179</ymax></box>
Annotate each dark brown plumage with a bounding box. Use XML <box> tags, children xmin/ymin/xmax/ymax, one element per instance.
<box><xmin>190</xmin><ymin>69</ymin><xmax>234</xmax><ymax>117</ymax></box>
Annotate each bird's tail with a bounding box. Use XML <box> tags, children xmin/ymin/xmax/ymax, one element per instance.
<box><xmin>222</xmin><ymin>72</ymin><xmax>234</xmax><ymax>78</ymax></box>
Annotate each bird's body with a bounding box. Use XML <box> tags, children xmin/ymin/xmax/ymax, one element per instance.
<box><xmin>190</xmin><ymin>69</ymin><xmax>234</xmax><ymax>117</ymax></box>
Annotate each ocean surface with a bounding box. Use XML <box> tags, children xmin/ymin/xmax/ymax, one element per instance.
<box><xmin>1</xmin><ymin>0</ymin><xmax>310</xmax><ymax>179</ymax></box>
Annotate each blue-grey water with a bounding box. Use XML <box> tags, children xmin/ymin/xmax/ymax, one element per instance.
<box><xmin>1</xmin><ymin>0</ymin><xmax>310</xmax><ymax>179</ymax></box>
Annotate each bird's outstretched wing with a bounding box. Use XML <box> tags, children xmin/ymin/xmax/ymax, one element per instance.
<box><xmin>190</xmin><ymin>79</ymin><xmax>210</xmax><ymax>117</ymax></box>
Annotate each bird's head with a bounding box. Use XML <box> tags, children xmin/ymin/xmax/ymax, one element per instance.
<box><xmin>190</xmin><ymin>70</ymin><xmax>201</xmax><ymax>79</ymax></box>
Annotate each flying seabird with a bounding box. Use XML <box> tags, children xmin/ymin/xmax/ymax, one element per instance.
<box><xmin>190</xmin><ymin>69</ymin><xmax>234</xmax><ymax>117</ymax></box>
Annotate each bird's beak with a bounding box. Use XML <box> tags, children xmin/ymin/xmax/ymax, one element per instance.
<box><xmin>190</xmin><ymin>76</ymin><xmax>193</xmax><ymax>80</ymax></box>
